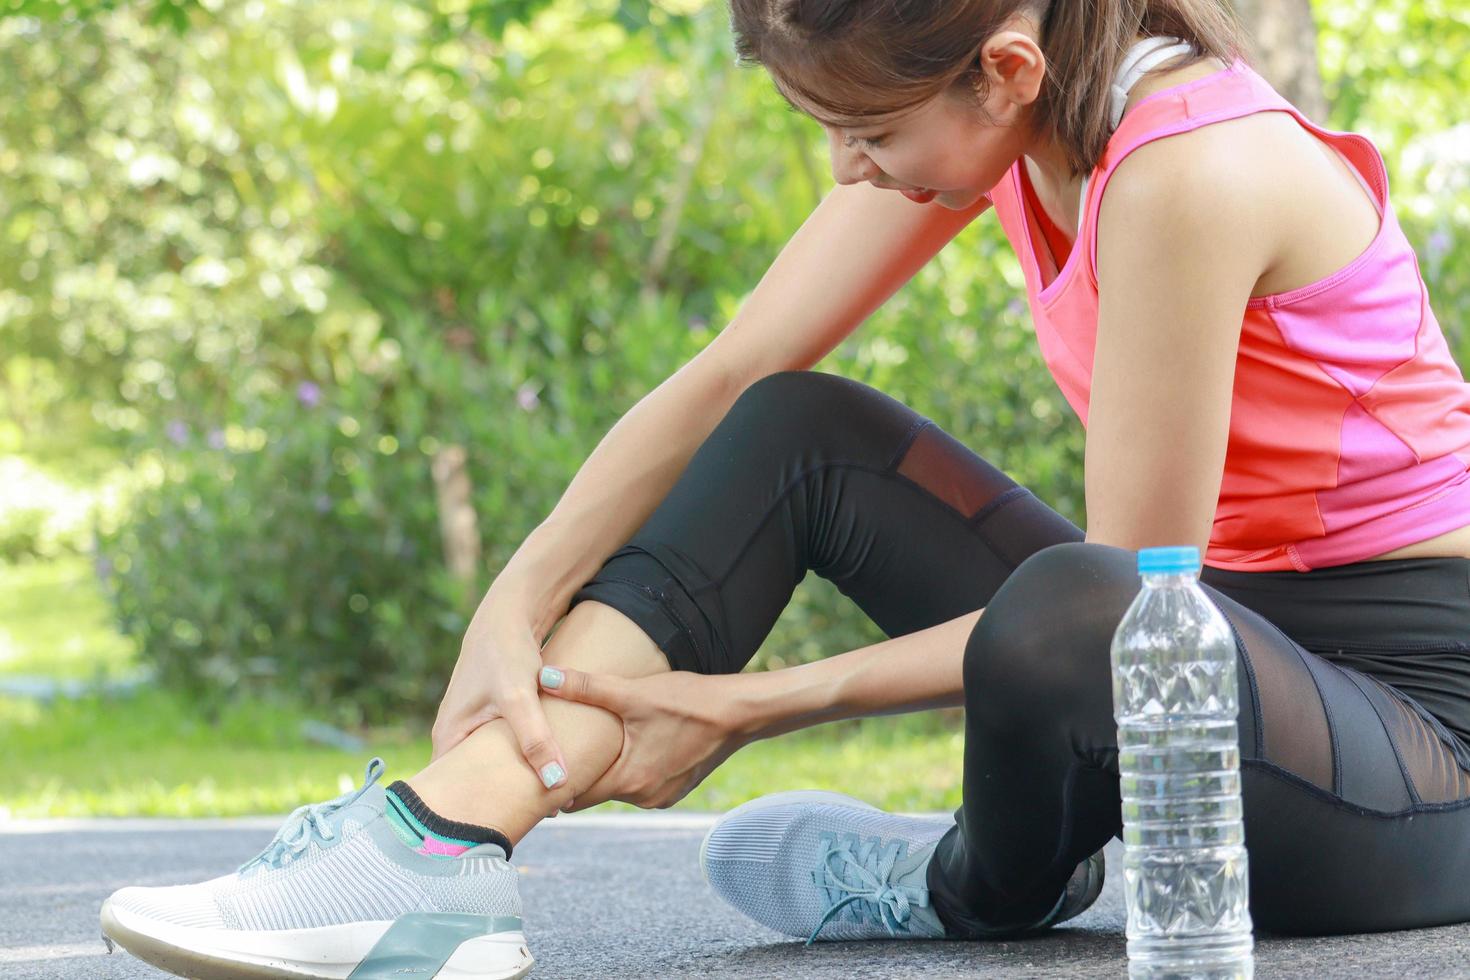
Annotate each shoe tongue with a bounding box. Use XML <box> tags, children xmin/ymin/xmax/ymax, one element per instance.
<box><xmin>332</xmin><ymin>782</ymin><xmax>388</xmax><ymax>831</ymax></box>
<box><xmin>889</xmin><ymin>843</ymin><xmax>930</xmax><ymax>889</ymax></box>
<box><xmin>886</xmin><ymin>840</ymin><xmax>946</xmax><ymax>937</ymax></box>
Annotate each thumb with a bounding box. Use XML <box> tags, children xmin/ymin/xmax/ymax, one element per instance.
<box><xmin>539</xmin><ymin>664</ymin><xmax>632</xmax><ymax>713</ymax></box>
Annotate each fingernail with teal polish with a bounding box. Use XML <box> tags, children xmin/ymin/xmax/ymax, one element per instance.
<box><xmin>540</xmin><ymin>666</ymin><xmax>563</xmax><ymax>689</ymax></box>
<box><xmin>540</xmin><ymin>761</ymin><xmax>566</xmax><ymax>789</ymax></box>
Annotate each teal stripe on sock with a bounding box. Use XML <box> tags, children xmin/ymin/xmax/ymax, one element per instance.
<box><xmin>384</xmin><ymin>790</ymin><xmax>429</xmax><ymax>835</ymax></box>
<box><xmin>384</xmin><ymin>805</ymin><xmax>422</xmax><ymax>847</ymax></box>
<box><xmin>385</xmin><ymin>790</ymin><xmax>429</xmax><ymax>836</ymax></box>
<box><xmin>384</xmin><ymin>789</ymin><xmax>483</xmax><ymax>849</ymax></box>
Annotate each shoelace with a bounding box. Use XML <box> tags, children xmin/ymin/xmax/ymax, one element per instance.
<box><xmin>237</xmin><ymin>757</ymin><xmax>386</xmax><ymax>875</ymax></box>
<box><xmin>805</xmin><ymin>835</ymin><xmax>926</xmax><ymax>946</ymax></box>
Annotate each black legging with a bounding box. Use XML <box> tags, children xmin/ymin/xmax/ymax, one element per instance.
<box><xmin>568</xmin><ymin>370</ymin><xmax>1470</xmax><ymax>937</ymax></box>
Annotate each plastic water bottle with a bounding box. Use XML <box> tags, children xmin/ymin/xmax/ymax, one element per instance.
<box><xmin>1110</xmin><ymin>545</ymin><xmax>1254</xmax><ymax>979</ymax></box>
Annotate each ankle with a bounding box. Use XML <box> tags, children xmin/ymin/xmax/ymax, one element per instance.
<box><xmin>386</xmin><ymin>779</ymin><xmax>516</xmax><ymax>860</ymax></box>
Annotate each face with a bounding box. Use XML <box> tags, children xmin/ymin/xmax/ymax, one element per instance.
<box><xmin>788</xmin><ymin>17</ymin><xmax>1049</xmax><ymax>211</ymax></box>
<box><xmin>820</xmin><ymin>86</ymin><xmax>1027</xmax><ymax>211</ymax></box>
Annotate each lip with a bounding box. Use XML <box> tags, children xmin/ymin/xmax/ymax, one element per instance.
<box><xmin>900</xmin><ymin>187</ymin><xmax>939</xmax><ymax>203</ymax></box>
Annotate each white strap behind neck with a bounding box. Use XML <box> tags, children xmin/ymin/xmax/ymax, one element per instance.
<box><xmin>1077</xmin><ymin>36</ymin><xmax>1195</xmax><ymax>231</ymax></box>
<box><xmin>1109</xmin><ymin>36</ymin><xmax>1195</xmax><ymax>129</ymax></box>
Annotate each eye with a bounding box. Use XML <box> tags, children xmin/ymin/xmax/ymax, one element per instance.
<box><xmin>845</xmin><ymin>134</ymin><xmax>887</xmax><ymax>150</ymax></box>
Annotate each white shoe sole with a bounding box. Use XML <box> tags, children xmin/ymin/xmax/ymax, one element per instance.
<box><xmin>100</xmin><ymin>898</ymin><xmax>534</xmax><ymax>980</ymax></box>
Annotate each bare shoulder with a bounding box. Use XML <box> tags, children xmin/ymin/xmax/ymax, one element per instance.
<box><xmin>1101</xmin><ymin>117</ymin><xmax>1276</xmax><ymax>246</ymax></box>
<box><xmin>1103</xmin><ymin>108</ymin><xmax>1354</xmax><ymax>296</ymax></box>
<box><xmin>1112</xmin><ymin>100</ymin><xmax>1379</xmax><ymax>297</ymax></box>
<box><xmin>1120</xmin><ymin>111</ymin><xmax>1290</xmax><ymax>193</ymax></box>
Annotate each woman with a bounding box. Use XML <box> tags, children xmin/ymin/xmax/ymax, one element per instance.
<box><xmin>100</xmin><ymin>1</ymin><xmax>1470</xmax><ymax>977</ymax></box>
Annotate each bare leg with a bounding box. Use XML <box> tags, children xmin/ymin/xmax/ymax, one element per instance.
<box><xmin>404</xmin><ymin>599</ymin><xmax>670</xmax><ymax>845</ymax></box>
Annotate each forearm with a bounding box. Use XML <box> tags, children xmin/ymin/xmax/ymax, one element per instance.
<box><xmin>483</xmin><ymin>351</ymin><xmax>743</xmax><ymax>643</ymax></box>
<box><xmin>727</xmin><ymin>606</ymin><xmax>984</xmax><ymax>744</ymax></box>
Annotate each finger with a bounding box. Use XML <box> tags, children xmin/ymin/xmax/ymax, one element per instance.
<box><xmin>539</xmin><ymin>665</ymin><xmax>631</xmax><ymax>713</ymax></box>
<box><xmin>428</xmin><ymin>736</ymin><xmax>450</xmax><ymax>765</ymax></box>
<box><xmin>429</xmin><ymin>708</ymin><xmax>495</xmax><ymax>764</ymax></box>
<box><xmin>429</xmin><ymin>723</ymin><xmax>467</xmax><ymax>764</ymax></box>
<box><xmin>428</xmin><ymin>710</ymin><xmax>456</xmax><ymax>763</ymax></box>
<box><xmin>501</xmin><ymin>691</ymin><xmax>569</xmax><ymax>791</ymax></box>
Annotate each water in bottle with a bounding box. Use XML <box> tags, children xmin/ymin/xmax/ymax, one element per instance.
<box><xmin>1110</xmin><ymin>545</ymin><xmax>1254</xmax><ymax>979</ymax></box>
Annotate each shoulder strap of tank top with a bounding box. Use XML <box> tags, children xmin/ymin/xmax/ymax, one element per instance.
<box><xmin>1081</xmin><ymin>56</ymin><xmax>1360</xmax><ymax>287</ymax></box>
<box><xmin>1077</xmin><ymin>36</ymin><xmax>1195</xmax><ymax>230</ymax></box>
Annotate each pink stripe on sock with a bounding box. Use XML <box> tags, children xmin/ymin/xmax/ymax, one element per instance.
<box><xmin>416</xmin><ymin>834</ymin><xmax>472</xmax><ymax>857</ymax></box>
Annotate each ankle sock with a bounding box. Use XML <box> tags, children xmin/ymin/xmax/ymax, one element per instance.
<box><xmin>383</xmin><ymin>780</ymin><xmax>515</xmax><ymax>861</ymax></box>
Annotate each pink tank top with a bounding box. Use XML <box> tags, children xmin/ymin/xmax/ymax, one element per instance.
<box><xmin>985</xmin><ymin>57</ymin><xmax>1470</xmax><ymax>572</ymax></box>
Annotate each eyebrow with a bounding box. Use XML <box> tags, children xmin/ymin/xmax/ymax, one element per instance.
<box><xmin>772</xmin><ymin>80</ymin><xmax>873</xmax><ymax>130</ymax></box>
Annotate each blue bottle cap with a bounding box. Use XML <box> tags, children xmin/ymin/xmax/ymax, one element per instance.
<box><xmin>1137</xmin><ymin>545</ymin><xmax>1200</xmax><ymax>574</ymax></box>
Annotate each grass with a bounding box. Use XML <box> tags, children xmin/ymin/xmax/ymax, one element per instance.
<box><xmin>1</xmin><ymin>684</ymin><xmax>964</xmax><ymax>818</ymax></box>
<box><xmin>0</xmin><ymin>557</ymin><xmax>137</xmax><ymax>680</ymax></box>
<box><xmin>1</xmin><ymin>552</ymin><xmax>965</xmax><ymax>819</ymax></box>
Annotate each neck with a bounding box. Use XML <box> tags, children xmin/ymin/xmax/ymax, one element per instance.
<box><xmin>1021</xmin><ymin>32</ymin><xmax>1161</xmax><ymax>191</ymax></box>
<box><xmin>1023</xmin><ymin>134</ymin><xmax>1075</xmax><ymax>190</ymax></box>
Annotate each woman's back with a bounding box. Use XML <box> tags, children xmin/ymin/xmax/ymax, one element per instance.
<box><xmin>985</xmin><ymin>56</ymin><xmax>1470</xmax><ymax>573</ymax></box>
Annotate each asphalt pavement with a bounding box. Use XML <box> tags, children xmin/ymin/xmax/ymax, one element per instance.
<box><xmin>3</xmin><ymin>813</ymin><xmax>1469</xmax><ymax>978</ymax></box>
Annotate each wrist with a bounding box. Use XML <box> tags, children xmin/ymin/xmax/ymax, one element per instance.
<box><xmin>724</xmin><ymin>662</ymin><xmax>847</xmax><ymax>745</ymax></box>
<box><xmin>723</xmin><ymin>672</ymin><xmax>773</xmax><ymax>746</ymax></box>
<box><xmin>490</xmin><ymin>526</ymin><xmax>598</xmax><ymax>642</ymax></box>
<box><xmin>481</xmin><ymin>568</ymin><xmax>561</xmax><ymax>645</ymax></box>
<box><xmin>464</xmin><ymin>585</ymin><xmax>540</xmax><ymax>658</ymax></box>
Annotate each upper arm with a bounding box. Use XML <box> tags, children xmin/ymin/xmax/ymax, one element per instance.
<box><xmin>708</xmin><ymin>181</ymin><xmax>991</xmax><ymax>390</ymax></box>
<box><xmin>1083</xmin><ymin>129</ymin><xmax>1274</xmax><ymax>556</ymax></box>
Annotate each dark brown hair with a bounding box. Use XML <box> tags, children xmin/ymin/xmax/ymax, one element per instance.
<box><xmin>729</xmin><ymin>0</ymin><xmax>1246</xmax><ymax>176</ymax></box>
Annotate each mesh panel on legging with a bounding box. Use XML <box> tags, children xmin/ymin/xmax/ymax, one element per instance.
<box><xmin>560</xmin><ymin>369</ymin><xmax>1470</xmax><ymax>934</ymax></box>
<box><xmin>1204</xmin><ymin>567</ymin><xmax>1470</xmax><ymax>804</ymax></box>
<box><xmin>930</xmin><ymin>542</ymin><xmax>1470</xmax><ymax>937</ymax></box>
<box><xmin>896</xmin><ymin>422</ymin><xmax>1084</xmax><ymax>570</ymax></box>
<box><xmin>568</xmin><ymin>371</ymin><xmax>1082</xmax><ymax>676</ymax></box>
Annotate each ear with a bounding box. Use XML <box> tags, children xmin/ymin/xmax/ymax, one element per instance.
<box><xmin>976</xmin><ymin>26</ymin><xmax>1046</xmax><ymax>111</ymax></box>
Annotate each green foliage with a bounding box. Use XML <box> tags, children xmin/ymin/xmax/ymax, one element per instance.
<box><xmin>0</xmin><ymin>681</ymin><xmax>963</xmax><ymax>817</ymax></box>
<box><xmin>0</xmin><ymin>507</ymin><xmax>50</xmax><ymax>564</ymax></box>
<box><xmin>0</xmin><ymin>0</ymin><xmax>696</xmax><ymax>49</ymax></box>
<box><xmin>2</xmin><ymin>0</ymin><xmax>202</xmax><ymax>33</ymax></box>
<box><xmin>3</xmin><ymin>0</ymin><xmax>1466</xmax><ymax>720</ymax></box>
<box><xmin>1313</xmin><ymin>0</ymin><xmax>1470</xmax><ymax>354</ymax></box>
<box><xmin>1</xmin><ymin>545</ymin><xmax>964</xmax><ymax>819</ymax></box>
<box><xmin>0</xmin><ymin>456</ymin><xmax>116</xmax><ymax>564</ymax></box>
<box><xmin>0</xmin><ymin>556</ymin><xmax>137</xmax><ymax>679</ymax></box>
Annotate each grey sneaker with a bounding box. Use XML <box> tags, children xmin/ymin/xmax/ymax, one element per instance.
<box><xmin>700</xmin><ymin>790</ymin><xmax>952</xmax><ymax>944</ymax></box>
<box><xmin>700</xmin><ymin>789</ymin><xmax>1107</xmax><ymax>945</ymax></box>
<box><xmin>1044</xmin><ymin>847</ymin><xmax>1107</xmax><ymax>928</ymax></box>
<box><xmin>99</xmin><ymin>758</ymin><xmax>534</xmax><ymax>979</ymax></box>
<box><xmin>950</xmin><ymin>844</ymin><xmax>1106</xmax><ymax>940</ymax></box>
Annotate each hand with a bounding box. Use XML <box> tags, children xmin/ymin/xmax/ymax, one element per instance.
<box><xmin>537</xmin><ymin>665</ymin><xmax>747</xmax><ymax>811</ymax></box>
<box><xmin>429</xmin><ymin>594</ymin><xmax>568</xmax><ymax>794</ymax></box>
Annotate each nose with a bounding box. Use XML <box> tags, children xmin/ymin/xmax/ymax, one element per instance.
<box><xmin>826</xmin><ymin>128</ymin><xmax>879</xmax><ymax>186</ymax></box>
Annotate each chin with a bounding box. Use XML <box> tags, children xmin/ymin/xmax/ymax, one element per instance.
<box><xmin>936</xmin><ymin>187</ymin><xmax>986</xmax><ymax>210</ymax></box>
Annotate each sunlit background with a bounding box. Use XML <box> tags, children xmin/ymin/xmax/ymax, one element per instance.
<box><xmin>2</xmin><ymin>0</ymin><xmax>1466</xmax><ymax>818</ymax></box>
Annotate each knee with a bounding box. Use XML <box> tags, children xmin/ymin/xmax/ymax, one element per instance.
<box><xmin>726</xmin><ymin>370</ymin><xmax>843</xmax><ymax>430</ymax></box>
<box><xmin>709</xmin><ymin>371</ymin><xmax>828</xmax><ymax>457</ymax></box>
<box><xmin>962</xmin><ymin>542</ymin><xmax>1141</xmax><ymax>720</ymax></box>
<box><xmin>722</xmin><ymin>370</ymin><xmax>924</xmax><ymax>469</ymax></box>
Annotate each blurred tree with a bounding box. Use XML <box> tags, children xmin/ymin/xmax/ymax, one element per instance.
<box><xmin>1231</xmin><ymin>0</ymin><xmax>1329</xmax><ymax>119</ymax></box>
<box><xmin>2</xmin><ymin>0</ymin><xmax>1464</xmax><ymax>719</ymax></box>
